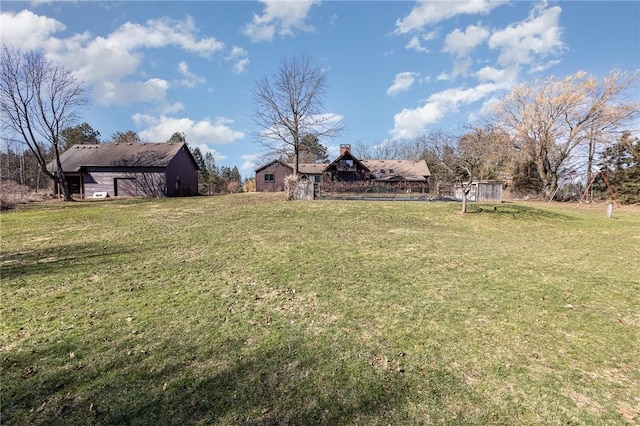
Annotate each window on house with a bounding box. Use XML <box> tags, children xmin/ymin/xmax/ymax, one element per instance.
<box><xmin>264</xmin><ymin>173</ymin><xmax>275</xmax><ymax>183</ymax></box>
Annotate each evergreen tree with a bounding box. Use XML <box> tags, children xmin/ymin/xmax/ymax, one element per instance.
<box><xmin>61</xmin><ymin>122</ymin><xmax>101</xmax><ymax>151</ymax></box>
<box><xmin>168</xmin><ymin>132</ymin><xmax>187</xmax><ymax>144</ymax></box>
<box><xmin>597</xmin><ymin>131</ymin><xmax>640</xmax><ymax>203</ymax></box>
<box><xmin>286</xmin><ymin>134</ymin><xmax>329</xmax><ymax>163</ymax></box>
<box><xmin>111</xmin><ymin>131</ymin><xmax>141</xmax><ymax>144</ymax></box>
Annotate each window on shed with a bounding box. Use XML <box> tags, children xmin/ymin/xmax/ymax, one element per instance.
<box><xmin>264</xmin><ymin>173</ymin><xmax>275</xmax><ymax>183</ymax></box>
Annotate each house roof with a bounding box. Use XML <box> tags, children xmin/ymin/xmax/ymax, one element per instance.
<box><xmin>361</xmin><ymin>159</ymin><xmax>431</xmax><ymax>182</ymax></box>
<box><xmin>324</xmin><ymin>150</ymin><xmax>370</xmax><ymax>172</ymax></box>
<box><xmin>254</xmin><ymin>159</ymin><xmax>292</xmax><ymax>173</ymax></box>
<box><xmin>287</xmin><ymin>163</ymin><xmax>326</xmax><ymax>174</ymax></box>
<box><xmin>254</xmin><ymin>159</ymin><xmax>326</xmax><ymax>174</ymax></box>
<box><xmin>254</xmin><ymin>153</ymin><xmax>432</xmax><ymax>182</ymax></box>
<box><xmin>48</xmin><ymin>142</ymin><xmax>194</xmax><ymax>172</ymax></box>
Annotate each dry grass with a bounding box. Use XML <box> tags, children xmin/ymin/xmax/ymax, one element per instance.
<box><xmin>0</xmin><ymin>181</ymin><xmax>54</xmax><ymax>211</ymax></box>
<box><xmin>2</xmin><ymin>194</ymin><xmax>639</xmax><ymax>425</ymax></box>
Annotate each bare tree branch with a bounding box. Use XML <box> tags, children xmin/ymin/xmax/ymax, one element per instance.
<box><xmin>1</xmin><ymin>45</ymin><xmax>89</xmax><ymax>201</ymax></box>
<box><xmin>252</xmin><ymin>54</ymin><xmax>343</xmax><ymax>174</ymax></box>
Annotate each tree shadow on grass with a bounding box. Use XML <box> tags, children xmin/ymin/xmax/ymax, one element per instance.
<box><xmin>467</xmin><ymin>202</ymin><xmax>578</xmax><ymax>221</ymax></box>
<box><xmin>0</xmin><ymin>241</ymin><xmax>139</xmax><ymax>283</ymax></box>
<box><xmin>2</xmin><ymin>330</ymin><xmax>510</xmax><ymax>425</ymax></box>
<box><xmin>3</xmin><ymin>334</ymin><xmax>407</xmax><ymax>425</ymax></box>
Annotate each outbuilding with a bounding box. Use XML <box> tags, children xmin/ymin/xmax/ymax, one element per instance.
<box><xmin>47</xmin><ymin>142</ymin><xmax>199</xmax><ymax>198</ymax></box>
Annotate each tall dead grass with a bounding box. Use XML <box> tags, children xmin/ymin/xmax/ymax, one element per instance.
<box><xmin>0</xmin><ymin>181</ymin><xmax>53</xmax><ymax>211</ymax></box>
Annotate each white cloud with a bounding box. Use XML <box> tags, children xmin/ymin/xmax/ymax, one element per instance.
<box><xmin>0</xmin><ymin>9</ymin><xmax>65</xmax><ymax>50</ymax></box>
<box><xmin>1</xmin><ymin>11</ymin><xmax>224</xmax><ymax>106</ymax></box>
<box><xmin>405</xmin><ymin>31</ymin><xmax>437</xmax><ymax>53</ymax></box>
<box><xmin>406</xmin><ymin>35</ymin><xmax>429</xmax><ymax>53</ymax></box>
<box><xmin>94</xmin><ymin>78</ymin><xmax>169</xmax><ymax>106</ymax></box>
<box><xmin>390</xmin><ymin>82</ymin><xmax>509</xmax><ymax>139</ymax></box>
<box><xmin>387</xmin><ymin>72</ymin><xmax>420</xmax><ymax>96</ymax></box>
<box><xmin>395</xmin><ymin>0</ymin><xmax>506</xmax><ymax>34</ymax></box>
<box><xmin>227</xmin><ymin>46</ymin><xmax>250</xmax><ymax>74</ymax></box>
<box><xmin>528</xmin><ymin>59</ymin><xmax>562</xmax><ymax>74</ymax></box>
<box><xmin>241</xmin><ymin>153</ymin><xmax>262</xmax><ymax>172</ymax></box>
<box><xmin>451</xmin><ymin>58</ymin><xmax>474</xmax><ymax>78</ymax></box>
<box><xmin>133</xmin><ymin>114</ymin><xmax>245</xmax><ymax>145</ymax></box>
<box><xmin>191</xmin><ymin>143</ymin><xmax>226</xmax><ymax>162</ymax></box>
<box><xmin>243</xmin><ymin>0</ymin><xmax>320</xmax><ymax>42</ymax></box>
<box><xmin>443</xmin><ymin>24</ymin><xmax>489</xmax><ymax>57</ymax></box>
<box><xmin>177</xmin><ymin>61</ymin><xmax>206</xmax><ymax>88</ymax></box>
<box><xmin>106</xmin><ymin>17</ymin><xmax>224</xmax><ymax>56</ymax></box>
<box><xmin>475</xmin><ymin>65</ymin><xmax>518</xmax><ymax>84</ymax></box>
<box><xmin>488</xmin><ymin>4</ymin><xmax>564</xmax><ymax>67</ymax></box>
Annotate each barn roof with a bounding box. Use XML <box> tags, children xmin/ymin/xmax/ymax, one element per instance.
<box><xmin>361</xmin><ymin>159</ymin><xmax>431</xmax><ymax>182</ymax></box>
<box><xmin>48</xmin><ymin>142</ymin><xmax>192</xmax><ymax>172</ymax></box>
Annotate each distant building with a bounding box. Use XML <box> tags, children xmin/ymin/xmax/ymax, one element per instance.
<box><xmin>255</xmin><ymin>144</ymin><xmax>431</xmax><ymax>193</ymax></box>
<box><xmin>454</xmin><ymin>180</ymin><xmax>503</xmax><ymax>203</ymax></box>
<box><xmin>47</xmin><ymin>142</ymin><xmax>199</xmax><ymax>198</ymax></box>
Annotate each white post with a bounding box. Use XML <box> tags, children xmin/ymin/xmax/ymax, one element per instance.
<box><xmin>606</xmin><ymin>202</ymin><xmax>614</xmax><ymax>218</ymax></box>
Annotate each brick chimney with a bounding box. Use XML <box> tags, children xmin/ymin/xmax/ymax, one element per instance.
<box><xmin>340</xmin><ymin>144</ymin><xmax>351</xmax><ymax>156</ymax></box>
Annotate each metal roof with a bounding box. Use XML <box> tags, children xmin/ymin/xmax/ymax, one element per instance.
<box><xmin>48</xmin><ymin>142</ymin><xmax>189</xmax><ymax>172</ymax></box>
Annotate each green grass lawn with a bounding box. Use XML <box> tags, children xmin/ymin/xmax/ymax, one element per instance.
<box><xmin>2</xmin><ymin>194</ymin><xmax>639</xmax><ymax>425</ymax></box>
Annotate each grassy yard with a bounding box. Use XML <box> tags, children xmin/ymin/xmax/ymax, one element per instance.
<box><xmin>1</xmin><ymin>194</ymin><xmax>639</xmax><ymax>425</ymax></box>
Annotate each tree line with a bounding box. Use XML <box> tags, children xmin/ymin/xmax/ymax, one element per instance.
<box><xmin>253</xmin><ymin>54</ymin><xmax>638</xmax><ymax>205</ymax></box>
<box><xmin>2</xmin><ymin>46</ymin><xmax>638</xmax><ymax>203</ymax></box>
<box><xmin>0</xmin><ymin>125</ymin><xmax>245</xmax><ymax>196</ymax></box>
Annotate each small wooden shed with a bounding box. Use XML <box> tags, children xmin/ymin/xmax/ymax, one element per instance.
<box><xmin>455</xmin><ymin>180</ymin><xmax>503</xmax><ymax>203</ymax></box>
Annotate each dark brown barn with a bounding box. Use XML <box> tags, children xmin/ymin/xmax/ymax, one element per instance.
<box><xmin>47</xmin><ymin>142</ymin><xmax>199</xmax><ymax>198</ymax></box>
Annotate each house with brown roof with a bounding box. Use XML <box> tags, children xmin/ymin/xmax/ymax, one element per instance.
<box><xmin>255</xmin><ymin>160</ymin><xmax>326</xmax><ymax>192</ymax></box>
<box><xmin>47</xmin><ymin>142</ymin><xmax>199</xmax><ymax>198</ymax></box>
<box><xmin>255</xmin><ymin>144</ymin><xmax>431</xmax><ymax>193</ymax></box>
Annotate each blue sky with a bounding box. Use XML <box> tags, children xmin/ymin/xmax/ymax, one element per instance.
<box><xmin>2</xmin><ymin>1</ymin><xmax>639</xmax><ymax>177</ymax></box>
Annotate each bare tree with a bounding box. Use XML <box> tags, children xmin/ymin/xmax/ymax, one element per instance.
<box><xmin>493</xmin><ymin>69</ymin><xmax>639</xmax><ymax>200</ymax></box>
<box><xmin>1</xmin><ymin>46</ymin><xmax>89</xmax><ymax>201</ymax></box>
<box><xmin>252</xmin><ymin>54</ymin><xmax>343</xmax><ymax>174</ymax></box>
<box><xmin>418</xmin><ymin>128</ymin><xmax>507</xmax><ymax>213</ymax></box>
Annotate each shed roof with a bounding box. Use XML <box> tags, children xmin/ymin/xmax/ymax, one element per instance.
<box><xmin>48</xmin><ymin>142</ymin><xmax>192</xmax><ymax>172</ymax></box>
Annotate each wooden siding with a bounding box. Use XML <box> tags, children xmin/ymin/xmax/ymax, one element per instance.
<box><xmin>82</xmin><ymin>168</ymin><xmax>167</xmax><ymax>197</ymax></box>
<box><xmin>455</xmin><ymin>181</ymin><xmax>503</xmax><ymax>202</ymax></box>
<box><xmin>166</xmin><ymin>146</ymin><xmax>198</xmax><ymax>196</ymax></box>
<box><xmin>256</xmin><ymin>162</ymin><xmax>293</xmax><ymax>192</ymax></box>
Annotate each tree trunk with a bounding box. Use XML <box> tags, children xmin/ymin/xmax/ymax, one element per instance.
<box><xmin>53</xmin><ymin>149</ymin><xmax>74</xmax><ymax>201</ymax></box>
<box><xmin>586</xmin><ymin>136</ymin><xmax>596</xmax><ymax>202</ymax></box>
<box><xmin>536</xmin><ymin>157</ymin><xmax>558</xmax><ymax>200</ymax></box>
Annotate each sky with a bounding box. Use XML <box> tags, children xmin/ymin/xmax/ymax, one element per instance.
<box><xmin>1</xmin><ymin>1</ymin><xmax>639</xmax><ymax>177</ymax></box>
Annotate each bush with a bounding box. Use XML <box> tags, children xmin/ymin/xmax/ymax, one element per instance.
<box><xmin>0</xmin><ymin>180</ymin><xmax>53</xmax><ymax>210</ymax></box>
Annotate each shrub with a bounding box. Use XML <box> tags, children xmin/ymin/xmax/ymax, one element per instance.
<box><xmin>0</xmin><ymin>180</ymin><xmax>53</xmax><ymax>210</ymax></box>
